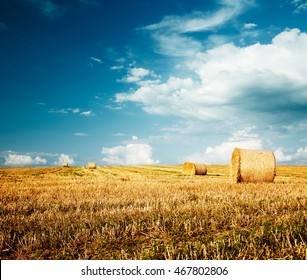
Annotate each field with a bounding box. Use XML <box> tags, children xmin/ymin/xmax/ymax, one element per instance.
<box><xmin>0</xmin><ymin>164</ymin><xmax>307</xmax><ymax>260</ymax></box>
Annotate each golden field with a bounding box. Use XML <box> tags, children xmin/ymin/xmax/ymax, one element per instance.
<box><xmin>0</xmin><ymin>164</ymin><xmax>306</xmax><ymax>260</ymax></box>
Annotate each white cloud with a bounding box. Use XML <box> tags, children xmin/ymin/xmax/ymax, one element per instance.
<box><xmin>49</xmin><ymin>108</ymin><xmax>95</xmax><ymax>117</ymax></box>
<box><xmin>126</xmin><ymin>68</ymin><xmax>150</xmax><ymax>83</ymax></box>
<box><xmin>112</xmin><ymin>132</ymin><xmax>126</xmax><ymax>137</ymax></box>
<box><xmin>105</xmin><ymin>105</ymin><xmax>123</xmax><ymax>110</ymax></box>
<box><xmin>116</xmin><ymin>76</ymin><xmax>205</xmax><ymax>117</ymax></box>
<box><xmin>271</xmin><ymin>146</ymin><xmax>307</xmax><ymax>164</ymax></box>
<box><xmin>184</xmin><ymin>127</ymin><xmax>263</xmax><ymax>164</ymax></box>
<box><xmin>291</xmin><ymin>0</ymin><xmax>307</xmax><ymax>13</ymax></box>
<box><xmin>48</xmin><ymin>108</ymin><xmax>81</xmax><ymax>114</ymax></box>
<box><xmin>4</xmin><ymin>153</ymin><xmax>47</xmax><ymax>166</ymax></box>
<box><xmin>142</xmin><ymin>0</ymin><xmax>254</xmax><ymax>56</ymax></box>
<box><xmin>183</xmin><ymin>127</ymin><xmax>307</xmax><ymax>164</ymax></box>
<box><xmin>48</xmin><ymin>108</ymin><xmax>69</xmax><ymax>114</ymax></box>
<box><xmin>111</xmin><ymin>65</ymin><xmax>124</xmax><ymax>70</ymax></box>
<box><xmin>132</xmin><ymin>135</ymin><xmax>138</xmax><ymax>140</ymax></box>
<box><xmin>90</xmin><ymin>56</ymin><xmax>102</xmax><ymax>64</ymax></box>
<box><xmin>74</xmin><ymin>132</ymin><xmax>88</xmax><ymax>136</ymax></box>
<box><xmin>272</xmin><ymin>146</ymin><xmax>307</xmax><ymax>164</ymax></box>
<box><xmin>229</xmin><ymin>126</ymin><xmax>259</xmax><ymax>141</ymax></box>
<box><xmin>150</xmin><ymin>33</ymin><xmax>202</xmax><ymax>57</ymax></box>
<box><xmin>54</xmin><ymin>154</ymin><xmax>75</xmax><ymax>166</ymax></box>
<box><xmin>116</xmin><ymin>29</ymin><xmax>307</xmax><ymax>125</ymax></box>
<box><xmin>204</xmin><ymin>128</ymin><xmax>262</xmax><ymax>164</ymax></box>
<box><xmin>130</xmin><ymin>68</ymin><xmax>150</xmax><ymax>78</ymax></box>
<box><xmin>243</xmin><ymin>23</ymin><xmax>257</xmax><ymax>29</ymax></box>
<box><xmin>120</xmin><ymin>67</ymin><xmax>160</xmax><ymax>84</ymax></box>
<box><xmin>102</xmin><ymin>143</ymin><xmax>159</xmax><ymax>165</ymax></box>
<box><xmin>144</xmin><ymin>0</ymin><xmax>252</xmax><ymax>33</ymax></box>
<box><xmin>295</xmin><ymin>146</ymin><xmax>307</xmax><ymax>158</ymax></box>
<box><xmin>72</xmin><ymin>108</ymin><xmax>81</xmax><ymax>114</ymax></box>
<box><xmin>1</xmin><ymin>151</ymin><xmax>80</xmax><ymax>167</ymax></box>
<box><xmin>204</xmin><ymin>139</ymin><xmax>262</xmax><ymax>164</ymax></box>
<box><xmin>274</xmin><ymin>148</ymin><xmax>293</xmax><ymax>162</ymax></box>
<box><xmin>80</xmin><ymin>111</ymin><xmax>95</xmax><ymax>117</ymax></box>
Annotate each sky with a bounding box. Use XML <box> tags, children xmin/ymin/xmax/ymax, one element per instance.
<box><xmin>1</xmin><ymin>0</ymin><xmax>307</xmax><ymax>167</ymax></box>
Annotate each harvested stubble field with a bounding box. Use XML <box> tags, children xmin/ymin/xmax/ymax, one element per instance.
<box><xmin>0</xmin><ymin>165</ymin><xmax>307</xmax><ymax>260</ymax></box>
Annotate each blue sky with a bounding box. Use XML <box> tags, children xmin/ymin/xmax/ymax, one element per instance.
<box><xmin>1</xmin><ymin>0</ymin><xmax>307</xmax><ymax>166</ymax></box>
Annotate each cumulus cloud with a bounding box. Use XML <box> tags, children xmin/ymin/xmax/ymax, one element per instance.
<box><xmin>101</xmin><ymin>143</ymin><xmax>159</xmax><ymax>165</ymax></box>
<box><xmin>120</xmin><ymin>67</ymin><xmax>160</xmax><ymax>85</ymax></box>
<box><xmin>295</xmin><ymin>146</ymin><xmax>307</xmax><ymax>158</ymax></box>
<box><xmin>116</xmin><ymin>28</ymin><xmax>307</xmax><ymax>126</ymax></box>
<box><xmin>183</xmin><ymin>126</ymin><xmax>307</xmax><ymax>164</ymax></box>
<box><xmin>1</xmin><ymin>151</ymin><xmax>79</xmax><ymax>167</ymax></box>
<box><xmin>204</xmin><ymin>127</ymin><xmax>262</xmax><ymax>163</ymax></box>
<box><xmin>109</xmin><ymin>3</ymin><xmax>307</xmax><ymax>165</ymax></box>
<box><xmin>273</xmin><ymin>146</ymin><xmax>307</xmax><ymax>164</ymax></box>
<box><xmin>205</xmin><ymin>139</ymin><xmax>261</xmax><ymax>163</ymax></box>
<box><xmin>4</xmin><ymin>153</ymin><xmax>47</xmax><ymax>166</ymax></box>
<box><xmin>54</xmin><ymin>154</ymin><xmax>75</xmax><ymax>166</ymax></box>
<box><xmin>184</xmin><ymin>127</ymin><xmax>262</xmax><ymax>164</ymax></box>
<box><xmin>274</xmin><ymin>148</ymin><xmax>293</xmax><ymax>162</ymax></box>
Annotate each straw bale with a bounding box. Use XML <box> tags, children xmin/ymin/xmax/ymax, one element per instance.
<box><xmin>183</xmin><ymin>162</ymin><xmax>207</xmax><ymax>175</ymax></box>
<box><xmin>230</xmin><ymin>148</ymin><xmax>276</xmax><ymax>183</ymax></box>
<box><xmin>88</xmin><ymin>162</ymin><xmax>96</xmax><ymax>169</ymax></box>
<box><xmin>62</xmin><ymin>162</ymin><xmax>69</xmax><ymax>167</ymax></box>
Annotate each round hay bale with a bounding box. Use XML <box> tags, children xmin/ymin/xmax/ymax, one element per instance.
<box><xmin>230</xmin><ymin>148</ymin><xmax>276</xmax><ymax>183</ymax></box>
<box><xmin>183</xmin><ymin>162</ymin><xmax>207</xmax><ymax>175</ymax></box>
<box><xmin>62</xmin><ymin>162</ymin><xmax>69</xmax><ymax>167</ymax></box>
<box><xmin>88</xmin><ymin>162</ymin><xmax>96</xmax><ymax>169</ymax></box>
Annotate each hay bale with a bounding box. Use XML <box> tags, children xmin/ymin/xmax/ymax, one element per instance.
<box><xmin>62</xmin><ymin>162</ymin><xmax>69</xmax><ymax>167</ymax></box>
<box><xmin>88</xmin><ymin>162</ymin><xmax>96</xmax><ymax>169</ymax></box>
<box><xmin>183</xmin><ymin>162</ymin><xmax>207</xmax><ymax>175</ymax></box>
<box><xmin>230</xmin><ymin>148</ymin><xmax>276</xmax><ymax>183</ymax></box>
